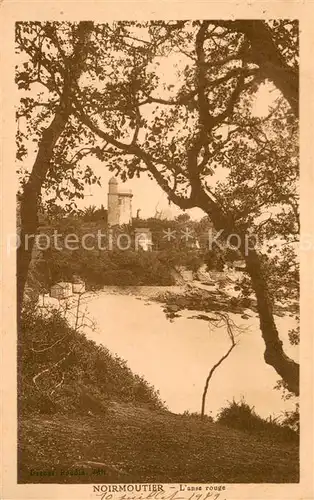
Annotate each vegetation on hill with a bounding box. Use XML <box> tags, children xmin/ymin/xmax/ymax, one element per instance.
<box><xmin>40</xmin><ymin>248</ymin><xmax>176</xmax><ymax>289</ymax></box>
<box><xmin>216</xmin><ymin>399</ymin><xmax>298</xmax><ymax>441</ymax></box>
<box><xmin>18</xmin><ymin>300</ymin><xmax>165</xmax><ymax>417</ymax></box>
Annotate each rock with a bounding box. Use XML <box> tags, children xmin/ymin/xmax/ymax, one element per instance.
<box><xmin>194</xmin><ymin>314</ymin><xmax>210</xmax><ymax>321</ymax></box>
<box><xmin>166</xmin><ymin>304</ymin><xmax>181</xmax><ymax>313</ymax></box>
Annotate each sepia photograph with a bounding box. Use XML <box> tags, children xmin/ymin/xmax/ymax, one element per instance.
<box><xmin>14</xmin><ymin>18</ymin><xmax>301</xmax><ymax>485</ymax></box>
<box><xmin>2</xmin><ymin>5</ymin><xmax>313</xmax><ymax>496</ymax></box>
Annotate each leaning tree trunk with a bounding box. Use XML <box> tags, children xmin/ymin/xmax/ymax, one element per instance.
<box><xmin>17</xmin><ymin>119</ymin><xmax>70</xmax><ymax>313</ymax></box>
<box><xmin>243</xmin><ymin>247</ymin><xmax>299</xmax><ymax>395</ymax></box>
<box><xmin>16</xmin><ymin>21</ymin><xmax>93</xmax><ymax>316</ymax></box>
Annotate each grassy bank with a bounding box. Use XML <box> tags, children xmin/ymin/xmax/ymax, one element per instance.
<box><xmin>19</xmin><ymin>403</ymin><xmax>299</xmax><ymax>483</ymax></box>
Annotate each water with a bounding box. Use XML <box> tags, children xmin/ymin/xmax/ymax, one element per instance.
<box><xmin>75</xmin><ymin>289</ymin><xmax>299</xmax><ymax>419</ymax></box>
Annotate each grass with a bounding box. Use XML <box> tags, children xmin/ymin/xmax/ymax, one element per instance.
<box><xmin>18</xmin><ymin>402</ymin><xmax>299</xmax><ymax>484</ymax></box>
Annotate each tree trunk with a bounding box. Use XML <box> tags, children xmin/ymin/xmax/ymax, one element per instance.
<box><xmin>17</xmin><ymin>22</ymin><xmax>93</xmax><ymax>316</ymax></box>
<box><xmin>17</xmin><ymin>121</ymin><xmax>68</xmax><ymax>312</ymax></box>
<box><xmin>239</xmin><ymin>21</ymin><xmax>299</xmax><ymax>118</ymax></box>
<box><xmin>244</xmin><ymin>248</ymin><xmax>299</xmax><ymax>395</ymax></box>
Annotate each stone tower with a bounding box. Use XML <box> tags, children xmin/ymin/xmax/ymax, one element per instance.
<box><xmin>107</xmin><ymin>177</ymin><xmax>119</xmax><ymax>226</ymax></box>
<box><xmin>107</xmin><ymin>177</ymin><xmax>133</xmax><ymax>226</ymax></box>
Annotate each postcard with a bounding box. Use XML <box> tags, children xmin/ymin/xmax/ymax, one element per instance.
<box><xmin>1</xmin><ymin>1</ymin><xmax>313</xmax><ymax>499</ymax></box>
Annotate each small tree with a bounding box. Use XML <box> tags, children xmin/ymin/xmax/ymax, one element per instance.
<box><xmin>201</xmin><ymin>313</ymin><xmax>242</xmax><ymax>417</ymax></box>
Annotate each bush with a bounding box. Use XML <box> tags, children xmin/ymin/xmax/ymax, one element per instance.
<box><xmin>18</xmin><ymin>301</ymin><xmax>166</xmax><ymax>417</ymax></box>
<box><xmin>216</xmin><ymin>399</ymin><xmax>298</xmax><ymax>442</ymax></box>
<box><xmin>204</xmin><ymin>249</ymin><xmax>225</xmax><ymax>271</ymax></box>
<box><xmin>183</xmin><ymin>252</ymin><xmax>203</xmax><ymax>273</ymax></box>
<box><xmin>217</xmin><ymin>399</ymin><xmax>261</xmax><ymax>431</ymax></box>
<box><xmin>182</xmin><ymin>410</ymin><xmax>214</xmax><ymax>423</ymax></box>
<box><xmin>282</xmin><ymin>404</ymin><xmax>299</xmax><ymax>433</ymax></box>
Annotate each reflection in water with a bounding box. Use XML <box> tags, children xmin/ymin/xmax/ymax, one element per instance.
<box><xmin>54</xmin><ymin>290</ymin><xmax>297</xmax><ymax>419</ymax></box>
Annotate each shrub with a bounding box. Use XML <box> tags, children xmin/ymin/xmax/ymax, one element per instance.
<box><xmin>274</xmin><ymin>380</ymin><xmax>300</xmax><ymax>432</ymax></box>
<box><xmin>204</xmin><ymin>249</ymin><xmax>225</xmax><ymax>271</ymax></box>
<box><xmin>182</xmin><ymin>410</ymin><xmax>214</xmax><ymax>423</ymax></box>
<box><xmin>281</xmin><ymin>404</ymin><xmax>299</xmax><ymax>432</ymax></box>
<box><xmin>216</xmin><ymin>399</ymin><xmax>298</xmax><ymax>442</ymax></box>
<box><xmin>183</xmin><ymin>252</ymin><xmax>203</xmax><ymax>273</ymax></box>
<box><xmin>217</xmin><ymin>399</ymin><xmax>261</xmax><ymax>431</ymax></box>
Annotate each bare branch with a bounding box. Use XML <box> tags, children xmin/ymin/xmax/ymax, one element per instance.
<box><xmin>32</xmin><ymin>349</ymin><xmax>73</xmax><ymax>390</ymax></box>
<box><xmin>30</xmin><ymin>334</ymin><xmax>68</xmax><ymax>353</ymax></box>
<box><xmin>50</xmin><ymin>372</ymin><xmax>65</xmax><ymax>396</ymax></box>
<box><xmin>201</xmin><ymin>312</ymin><xmax>242</xmax><ymax>417</ymax></box>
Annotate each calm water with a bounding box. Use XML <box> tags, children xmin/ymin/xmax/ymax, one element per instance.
<box><xmin>75</xmin><ymin>290</ymin><xmax>299</xmax><ymax>419</ymax></box>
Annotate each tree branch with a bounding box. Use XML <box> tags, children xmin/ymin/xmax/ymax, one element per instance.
<box><xmin>209</xmin><ymin>20</ymin><xmax>299</xmax><ymax>116</ymax></box>
<box><xmin>73</xmin><ymin>99</ymin><xmax>199</xmax><ymax>209</ymax></box>
<box><xmin>32</xmin><ymin>349</ymin><xmax>73</xmax><ymax>390</ymax></box>
<box><xmin>201</xmin><ymin>312</ymin><xmax>240</xmax><ymax>417</ymax></box>
<box><xmin>31</xmin><ymin>334</ymin><xmax>67</xmax><ymax>353</ymax></box>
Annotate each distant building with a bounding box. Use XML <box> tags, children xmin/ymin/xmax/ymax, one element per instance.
<box><xmin>107</xmin><ymin>177</ymin><xmax>133</xmax><ymax>226</ymax></box>
<box><xmin>50</xmin><ymin>282</ymin><xmax>73</xmax><ymax>300</ymax></box>
<box><xmin>134</xmin><ymin>228</ymin><xmax>153</xmax><ymax>251</ymax></box>
<box><xmin>72</xmin><ymin>277</ymin><xmax>86</xmax><ymax>294</ymax></box>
